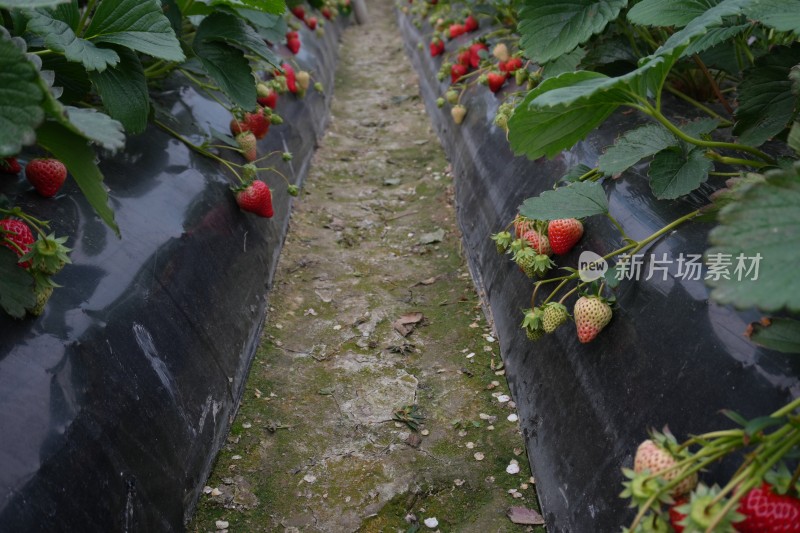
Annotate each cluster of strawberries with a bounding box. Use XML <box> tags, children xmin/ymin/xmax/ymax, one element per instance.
<box><xmin>1</xmin><ymin>157</ymin><xmax>72</xmax><ymax>316</ymax></box>
<box><xmin>630</xmin><ymin>434</ymin><xmax>800</xmax><ymax>532</ymax></box>
<box><xmin>228</xmin><ymin>62</ymin><xmax>320</xmax><ymax>218</ymax></box>
<box><xmin>427</xmin><ymin>13</ymin><xmax>531</xmax><ymax>126</ymax></box>
<box><xmin>493</xmin><ymin>214</ymin><xmax>613</xmax><ymax>344</ymax></box>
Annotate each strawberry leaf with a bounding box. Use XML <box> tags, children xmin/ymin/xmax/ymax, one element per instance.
<box><xmin>706</xmin><ymin>163</ymin><xmax>800</xmax><ymax>312</ymax></box>
<box><xmin>216</xmin><ymin>0</ymin><xmax>285</xmax><ymax>15</ymax></box>
<box><xmin>744</xmin><ymin>0</ymin><xmax>800</xmax><ymax>33</ymax></box>
<box><xmin>653</xmin><ymin>0</ymin><xmax>753</xmax><ymax>58</ymax></box>
<box><xmin>517</xmin><ymin>0</ymin><xmax>627</xmax><ymax>64</ymax></box>
<box><xmin>0</xmin><ymin>248</ymin><xmax>36</xmax><ymax>319</ymax></box>
<box><xmin>541</xmin><ymin>48</ymin><xmax>587</xmax><ymax>79</ymax></box>
<box><xmin>192</xmin><ymin>39</ymin><xmax>255</xmax><ymax>110</ymax></box>
<box><xmin>194</xmin><ymin>12</ymin><xmax>280</xmax><ymax>70</ymax></box>
<box><xmin>85</xmin><ymin>0</ymin><xmax>185</xmax><ymax>63</ymax></box>
<box><xmin>0</xmin><ymin>29</ymin><xmax>46</xmax><ymax>157</ymax></box>
<box><xmin>599</xmin><ymin>123</ymin><xmax>678</xmax><ymax>176</ymax></box>
<box><xmin>733</xmin><ymin>47</ymin><xmax>799</xmax><ymax>147</ymax></box>
<box><xmin>36</xmin><ymin>121</ymin><xmax>120</xmax><ymax>236</ymax></box>
<box><xmin>24</xmin><ymin>9</ymin><xmax>120</xmax><ymax>72</ymax></box>
<box><xmin>747</xmin><ymin>317</ymin><xmax>800</xmax><ymax>354</ymax></box>
<box><xmin>237</xmin><ymin>9</ymin><xmax>288</xmax><ymax>43</ymax></box>
<box><xmin>0</xmin><ymin>0</ymin><xmax>70</xmax><ymax>7</ymax></box>
<box><xmin>89</xmin><ymin>47</ymin><xmax>149</xmax><ymax>135</ymax></box>
<box><xmin>60</xmin><ymin>106</ymin><xmax>125</xmax><ymax>152</ymax></box>
<box><xmin>648</xmin><ymin>146</ymin><xmax>713</xmax><ymax>199</ymax></box>
<box><xmin>519</xmin><ymin>181</ymin><xmax>609</xmax><ymax>220</ymax></box>
<box><xmin>627</xmin><ymin>0</ymin><xmax>723</xmax><ymax>28</ymax></box>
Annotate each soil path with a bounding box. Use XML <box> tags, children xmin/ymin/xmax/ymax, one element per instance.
<box><xmin>191</xmin><ymin>1</ymin><xmax>544</xmax><ymax>531</ymax></box>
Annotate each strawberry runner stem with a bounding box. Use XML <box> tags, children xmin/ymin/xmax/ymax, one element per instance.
<box><xmin>154</xmin><ymin>120</ymin><xmax>245</xmax><ymax>184</ymax></box>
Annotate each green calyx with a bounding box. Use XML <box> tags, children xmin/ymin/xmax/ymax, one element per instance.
<box><xmin>22</xmin><ymin>234</ymin><xmax>72</xmax><ymax>275</ymax></box>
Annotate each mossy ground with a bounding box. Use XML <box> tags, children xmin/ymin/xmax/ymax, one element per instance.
<box><xmin>190</xmin><ymin>0</ymin><xmax>546</xmax><ymax>531</ymax></box>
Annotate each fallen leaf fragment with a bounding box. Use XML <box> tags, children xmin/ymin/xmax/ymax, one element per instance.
<box><xmin>392</xmin><ymin>312</ymin><xmax>425</xmax><ymax>336</ymax></box>
<box><xmin>507</xmin><ymin>506</ymin><xmax>545</xmax><ymax>525</ymax></box>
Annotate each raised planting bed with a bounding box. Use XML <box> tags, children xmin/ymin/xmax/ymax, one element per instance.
<box><xmin>0</xmin><ymin>2</ymin><xmax>351</xmax><ymax>530</ymax></box>
<box><xmin>398</xmin><ymin>2</ymin><xmax>800</xmax><ymax>532</ymax></box>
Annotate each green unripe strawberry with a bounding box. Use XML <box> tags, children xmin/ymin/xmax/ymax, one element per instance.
<box><xmin>542</xmin><ymin>302</ymin><xmax>569</xmax><ymax>333</ymax></box>
<box><xmin>491</xmin><ymin>231</ymin><xmax>512</xmax><ymax>253</ymax></box>
<box><xmin>314</xmin><ymin>82</ymin><xmax>324</xmax><ymax>92</ymax></box>
<box><xmin>287</xmin><ymin>184</ymin><xmax>300</xmax><ymax>196</ymax></box>
<box><xmin>436</xmin><ymin>97</ymin><xmax>445</xmax><ymax>108</ymax></box>
<box><xmin>445</xmin><ymin>90</ymin><xmax>459</xmax><ymax>105</ymax></box>
<box><xmin>282</xmin><ymin>152</ymin><xmax>293</xmax><ymax>161</ymax></box>
<box><xmin>270</xmin><ymin>113</ymin><xmax>284</xmax><ymax>125</ymax></box>
<box><xmin>522</xmin><ymin>307</ymin><xmax>544</xmax><ymax>342</ymax></box>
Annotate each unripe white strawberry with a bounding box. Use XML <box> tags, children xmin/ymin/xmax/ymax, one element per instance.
<box><xmin>493</xmin><ymin>43</ymin><xmax>509</xmax><ymax>62</ymax></box>
<box><xmin>634</xmin><ymin>439</ymin><xmax>698</xmax><ymax>496</ymax></box>
<box><xmin>451</xmin><ymin>104</ymin><xmax>466</xmax><ymax>125</ymax></box>
<box><xmin>573</xmin><ymin>296</ymin><xmax>612</xmax><ymax>343</ymax></box>
<box><xmin>296</xmin><ymin>71</ymin><xmax>311</xmax><ymax>91</ymax></box>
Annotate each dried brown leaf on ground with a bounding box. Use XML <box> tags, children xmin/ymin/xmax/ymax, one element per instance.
<box><xmin>392</xmin><ymin>312</ymin><xmax>425</xmax><ymax>336</ymax></box>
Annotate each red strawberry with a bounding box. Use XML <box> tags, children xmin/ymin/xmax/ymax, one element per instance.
<box><xmin>237</xmin><ymin>132</ymin><xmax>257</xmax><ymax>162</ymax></box>
<box><xmin>287</xmin><ymin>36</ymin><xmax>301</xmax><ymax>54</ymax></box>
<box><xmin>448</xmin><ymin>24</ymin><xmax>466</xmax><ymax>39</ymax></box>
<box><xmin>457</xmin><ymin>49</ymin><xmax>471</xmax><ymax>67</ymax></box>
<box><xmin>305</xmin><ymin>16</ymin><xmax>317</xmax><ymax>30</ymax></box>
<box><xmin>500</xmin><ymin>57</ymin><xmax>524</xmax><ymax>73</ymax></box>
<box><xmin>574</xmin><ymin>295</ymin><xmax>613</xmax><ymax>344</ymax></box>
<box><xmin>26</xmin><ymin>158</ymin><xmax>67</xmax><ymax>197</ymax></box>
<box><xmin>0</xmin><ymin>218</ymin><xmax>34</xmax><ymax>267</ymax></box>
<box><xmin>236</xmin><ymin>180</ymin><xmax>274</xmax><ymax>218</ymax></box>
<box><xmin>286</xmin><ymin>30</ymin><xmax>299</xmax><ymax>40</ymax></box>
<box><xmin>521</xmin><ymin>229</ymin><xmax>552</xmax><ymax>256</ymax></box>
<box><xmin>321</xmin><ymin>6</ymin><xmax>332</xmax><ymax>19</ymax></box>
<box><xmin>244</xmin><ymin>108</ymin><xmax>270</xmax><ymax>139</ymax></box>
<box><xmin>281</xmin><ymin>63</ymin><xmax>298</xmax><ymax>93</ymax></box>
<box><xmin>257</xmin><ymin>85</ymin><xmax>278</xmax><ymax>109</ymax></box>
<box><xmin>451</xmin><ymin>63</ymin><xmax>468</xmax><ymax>84</ymax></box>
<box><xmin>469</xmin><ymin>42</ymin><xmax>488</xmax><ymax>68</ymax></box>
<box><xmin>290</xmin><ymin>5</ymin><xmax>305</xmax><ymax>19</ymax></box>
<box><xmin>736</xmin><ymin>484</ymin><xmax>800</xmax><ymax>533</ymax></box>
<box><xmin>430</xmin><ymin>38</ymin><xmax>445</xmax><ymax>57</ymax></box>
<box><xmin>633</xmin><ymin>439</ymin><xmax>697</xmax><ymax>496</ymax></box>
<box><xmin>548</xmin><ymin>218</ymin><xmax>584</xmax><ymax>255</ymax></box>
<box><xmin>1</xmin><ymin>157</ymin><xmax>21</xmax><ymax>174</ymax></box>
<box><xmin>230</xmin><ymin>117</ymin><xmax>245</xmax><ymax>136</ymax></box>
<box><xmin>464</xmin><ymin>15</ymin><xmax>479</xmax><ymax>32</ymax></box>
<box><xmin>487</xmin><ymin>71</ymin><xmax>507</xmax><ymax>93</ymax></box>
<box><xmin>669</xmin><ymin>499</ymin><xmax>688</xmax><ymax>533</ymax></box>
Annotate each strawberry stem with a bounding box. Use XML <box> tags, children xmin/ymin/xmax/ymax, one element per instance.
<box><xmin>154</xmin><ymin>119</ymin><xmax>244</xmax><ymax>184</ymax></box>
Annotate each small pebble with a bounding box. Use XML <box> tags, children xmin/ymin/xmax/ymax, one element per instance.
<box><xmin>211</xmin><ymin>488</ymin><xmax>222</xmax><ymax>497</ymax></box>
<box><xmin>497</xmin><ymin>395</ymin><xmax>511</xmax><ymax>403</ymax></box>
<box><xmin>242</xmin><ymin>422</ymin><xmax>252</xmax><ymax>429</ymax></box>
<box><xmin>466</xmin><ymin>352</ymin><xmax>475</xmax><ymax>359</ymax></box>
<box><xmin>421</xmin><ymin>429</ymin><xmax>430</xmax><ymax>436</ymax></box>
<box><xmin>479</xmin><ymin>413</ymin><xmax>491</xmax><ymax>420</ymax></box>
<box><xmin>487</xmin><ymin>425</ymin><xmax>495</xmax><ymax>431</ymax></box>
<box><xmin>215</xmin><ymin>520</ymin><xmax>229</xmax><ymax>529</ymax></box>
<box><xmin>424</xmin><ymin>517</ymin><xmax>439</xmax><ymax>529</ymax></box>
<box><xmin>507</xmin><ymin>414</ymin><xmax>519</xmax><ymax>422</ymax></box>
<box><xmin>203</xmin><ymin>486</ymin><xmax>212</xmax><ymax>494</ymax></box>
<box><xmin>231</xmin><ymin>455</ymin><xmax>242</xmax><ymax>460</ymax></box>
<box><xmin>333</xmin><ymin>324</ymin><xmax>342</xmax><ymax>330</ymax></box>
<box><xmin>466</xmin><ymin>441</ymin><xmax>475</xmax><ymax>449</ymax></box>
<box><xmin>474</xmin><ymin>452</ymin><xmax>485</xmax><ymax>461</ymax></box>
<box><xmin>486</xmin><ymin>336</ymin><xmax>495</xmax><ymax>342</ymax></box>
<box><xmin>458</xmin><ymin>430</ymin><xmax>467</xmax><ymax>437</ymax></box>
<box><xmin>303</xmin><ymin>474</ymin><xmax>317</xmax><ymax>484</ymax></box>
<box><xmin>520</xmin><ymin>483</ymin><xmax>529</xmax><ymax>490</ymax></box>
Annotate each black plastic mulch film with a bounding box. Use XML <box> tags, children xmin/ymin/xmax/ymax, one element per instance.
<box><xmin>0</xmin><ymin>17</ymin><xmax>349</xmax><ymax>532</ymax></box>
<box><xmin>397</xmin><ymin>12</ymin><xmax>800</xmax><ymax>533</ymax></box>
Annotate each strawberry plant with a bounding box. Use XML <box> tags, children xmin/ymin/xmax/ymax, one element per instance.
<box><xmin>0</xmin><ymin>0</ymin><xmax>350</xmax><ymax>318</ymax></box>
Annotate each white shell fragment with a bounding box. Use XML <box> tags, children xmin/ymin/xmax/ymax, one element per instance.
<box><xmin>506</xmin><ymin>460</ymin><xmax>520</xmax><ymax>475</ymax></box>
<box><xmin>424</xmin><ymin>517</ymin><xmax>439</xmax><ymax>528</ymax></box>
